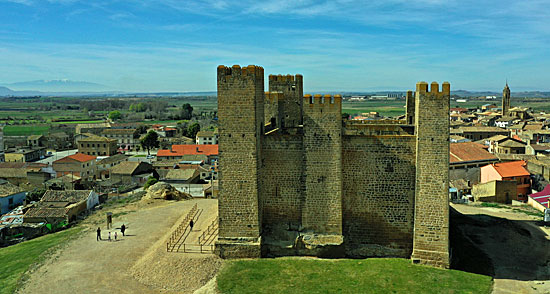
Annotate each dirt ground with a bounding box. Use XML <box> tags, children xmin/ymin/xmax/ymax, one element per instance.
<box><xmin>16</xmin><ymin>198</ymin><xmax>221</xmax><ymax>294</ymax></box>
<box><xmin>451</xmin><ymin>203</ymin><xmax>550</xmax><ymax>294</ymax></box>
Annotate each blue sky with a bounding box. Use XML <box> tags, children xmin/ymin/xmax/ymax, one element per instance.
<box><xmin>0</xmin><ymin>0</ymin><xmax>549</xmax><ymax>92</ymax></box>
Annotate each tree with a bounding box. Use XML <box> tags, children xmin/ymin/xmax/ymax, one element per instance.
<box><xmin>140</xmin><ymin>130</ymin><xmax>159</xmax><ymax>155</ymax></box>
<box><xmin>342</xmin><ymin>113</ymin><xmax>350</xmax><ymax>120</ymax></box>
<box><xmin>143</xmin><ymin>176</ymin><xmax>158</xmax><ymax>190</ymax></box>
<box><xmin>108</xmin><ymin>110</ymin><xmax>122</xmax><ymax>121</ymax></box>
<box><xmin>135</xmin><ymin>125</ymin><xmax>148</xmax><ymax>136</ymax></box>
<box><xmin>181</xmin><ymin>103</ymin><xmax>193</xmax><ymax>120</ymax></box>
<box><xmin>26</xmin><ymin>188</ymin><xmax>45</xmax><ymax>202</ymax></box>
<box><xmin>187</xmin><ymin>122</ymin><xmax>201</xmax><ymax>139</ymax></box>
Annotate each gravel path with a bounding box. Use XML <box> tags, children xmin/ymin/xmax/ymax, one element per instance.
<box><xmin>17</xmin><ymin>199</ymin><xmax>221</xmax><ymax>294</ymax></box>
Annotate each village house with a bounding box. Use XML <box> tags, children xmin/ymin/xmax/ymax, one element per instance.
<box><xmin>0</xmin><ymin>180</ymin><xmax>26</xmax><ymax>214</ymax></box>
<box><xmin>23</xmin><ymin>190</ymin><xmax>99</xmax><ymax>223</ymax></box>
<box><xmin>451</xmin><ymin>126</ymin><xmax>509</xmax><ymax>141</ymax></box>
<box><xmin>77</xmin><ymin>135</ymin><xmax>118</xmax><ymax>156</ymax></box>
<box><xmin>108</xmin><ymin>161</ymin><xmax>155</xmax><ymax>186</ymax></box>
<box><xmin>75</xmin><ymin>122</ymin><xmax>111</xmax><ymax>135</ymax></box>
<box><xmin>198</xmin><ymin>164</ymin><xmax>218</xmax><ymax>181</ymax></box>
<box><xmin>101</xmin><ymin>128</ymin><xmax>139</xmax><ymax>151</ymax></box>
<box><xmin>480</xmin><ymin>160</ymin><xmax>531</xmax><ymax>201</ymax></box>
<box><xmin>96</xmin><ymin>154</ymin><xmax>128</xmax><ymax>180</ymax></box>
<box><xmin>52</xmin><ymin>153</ymin><xmax>97</xmax><ymax>181</ymax></box>
<box><xmin>0</xmin><ymin>162</ymin><xmax>50</xmax><ymax>186</ymax></box>
<box><xmin>526</xmin><ymin>144</ymin><xmax>550</xmax><ymax>155</ymax></box>
<box><xmin>46</xmin><ymin>132</ymin><xmax>73</xmax><ymax>150</ymax></box>
<box><xmin>492</xmin><ymin>137</ymin><xmax>526</xmax><ymax>155</ymax></box>
<box><xmin>472</xmin><ymin>180</ymin><xmax>517</xmax><ymax>203</ymax></box>
<box><xmin>518</xmin><ymin>129</ymin><xmax>550</xmax><ymax>144</ymax></box>
<box><xmin>161</xmin><ymin>168</ymin><xmax>200</xmax><ymax>184</ymax></box>
<box><xmin>494</xmin><ymin>116</ymin><xmax>519</xmax><ymax>128</ymax></box>
<box><xmin>27</xmin><ymin>135</ymin><xmax>47</xmax><ymax>148</ymax></box>
<box><xmin>450</xmin><ymin>142</ymin><xmax>499</xmax><ymax>184</ymax></box>
<box><xmin>4</xmin><ymin>147</ymin><xmax>46</xmax><ymax>162</ymax></box>
<box><xmin>196</xmin><ymin>130</ymin><xmax>219</xmax><ymax>145</ymax></box>
<box><xmin>527</xmin><ymin>185</ymin><xmax>550</xmax><ymax>212</ymax></box>
<box><xmin>508</xmin><ymin>107</ymin><xmax>532</xmax><ymax>120</ymax></box>
<box><xmin>156</xmin><ymin>144</ymin><xmax>218</xmax><ymax>163</ymax></box>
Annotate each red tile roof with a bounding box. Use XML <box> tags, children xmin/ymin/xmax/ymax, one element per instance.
<box><xmin>450</xmin><ymin>142</ymin><xmax>498</xmax><ymax>163</ymax></box>
<box><xmin>490</xmin><ymin>160</ymin><xmax>530</xmax><ymax>178</ymax></box>
<box><xmin>529</xmin><ymin>184</ymin><xmax>550</xmax><ymax>208</ymax></box>
<box><xmin>157</xmin><ymin>145</ymin><xmax>218</xmax><ymax>157</ymax></box>
<box><xmin>54</xmin><ymin>153</ymin><xmax>96</xmax><ymax>163</ymax></box>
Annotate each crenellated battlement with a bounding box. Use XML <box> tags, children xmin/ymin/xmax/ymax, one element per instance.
<box><xmin>218</xmin><ymin>64</ymin><xmax>264</xmax><ymax>78</ymax></box>
<box><xmin>415</xmin><ymin>81</ymin><xmax>450</xmax><ymax>96</ymax></box>
<box><xmin>303</xmin><ymin>94</ymin><xmax>342</xmax><ymax>106</ymax></box>
<box><xmin>269</xmin><ymin>74</ymin><xmax>303</xmax><ymax>83</ymax></box>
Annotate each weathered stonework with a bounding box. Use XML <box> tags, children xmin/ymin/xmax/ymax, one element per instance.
<box><xmin>411</xmin><ymin>82</ymin><xmax>450</xmax><ymax>268</ymax></box>
<box><xmin>216</xmin><ymin>65</ymin><xmax>450</xmax><ymax>268</ymax></box>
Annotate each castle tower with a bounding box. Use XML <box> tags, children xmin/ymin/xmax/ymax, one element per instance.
<box><xmin>412</xmin><ymin>81</ymin><xmax>450</xmax><ymax>268</ymax></box>
<box><xmin>502</xmin><ymin>82</ymin><xmax>511</xmax><ymax>116</ymax></box>
<box><xmin>269</xmin><ymin>74</ymin><xmax>304</xmax><ymax>128</ymax></box>
<box><xmin>216</xmin><ymin>65</ymin><xmax>264</xmax><ymax>258</ymax></box>
<box><xmin>302</xmin><ymin>94</ymin><xmax>343</xmax><ymax>237</ymax></box>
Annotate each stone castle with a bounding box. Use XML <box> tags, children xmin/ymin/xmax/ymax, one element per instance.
<box><xmin>215</xmin><ymin>64</ymin><xmax>450</xmax><ymax>268</ymax></box>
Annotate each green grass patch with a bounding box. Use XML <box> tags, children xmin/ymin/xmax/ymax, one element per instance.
<box><xmin>3</xmin><ymin>125</ymin><xmax>50</xmax><ymax>136</ymax></box>
<box><xmin>512</xmin><ymin>208</ymin><xmax>544</xmax><ymax>218</ymax></box>
<box><xmin>480</xmin><ymin>202</ymin><xmax>505</xmax><ymax>209</ymax></box>
<box><xmin>217</xmin><ymin>258</ymin><xmax>493</xmax><ymax>294</ymax></box>
<box><xmin>133</xmin><ymin>154</ymin><xmax>146</xmax><ymax>157</ymax></box>
<box><xmin>0</xmin><ymin>227</ymin><xmax>83</xmax><ymax>294</ymax></box>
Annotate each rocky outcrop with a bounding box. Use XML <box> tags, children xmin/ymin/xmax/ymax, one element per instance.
<box><xmin>142</xmin><ymin>182</ymin><xmax>192</xmax><ymax>201</ymax></box>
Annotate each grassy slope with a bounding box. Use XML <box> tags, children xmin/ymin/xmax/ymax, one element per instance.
<box><xmin>218</xmin><ymin>258</ymin><xmax>493</xmax><ymax>294</ymax></box>
<box><xmin>0</xmin><ymin>227</ymin><xmax>82</xmax><ymax>294</ymax></box>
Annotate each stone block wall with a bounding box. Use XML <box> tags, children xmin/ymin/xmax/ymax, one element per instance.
<box><xmin>302</xmin><ymin>94</ymin><xmax>343</xmax><ymax>235</ymax></box>
<box><xmin>268</xmin><ymin>74</ymin><xmax>304</xmax><ymax>128</ymax></box>
<box><xmin>412</xmin><ymin>81</ymin><xmax>450</xmax><ymax>268</ymax></box>
<box><xmin>264</xmin><ymin>92</ymin><xmax>284</xmax><ymax>129</ymax></box>
<box><xmin>261</xmin><ymin>133</ymin><xmax>304</xmax><ymax>227</ymax></box>
<box><xmin>342</xmin><ymin>135</ymin><xmax>416</xmax><ymax>257</ymax></box>
<box><xmin>217</xmin><ymin>65</ymin><xmax>264</xmax><ymax>240</ymax></box>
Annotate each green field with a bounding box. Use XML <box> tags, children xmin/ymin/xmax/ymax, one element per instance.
<box><xmin>3</xmin><ymin>125</ymin><xmax>51</xmax><ymax>136</ymax></box>
<box><xmin>217</xmin><ymin>258</ymin><xmax>493</xmax><ymax>294</ymax></box>
<box><xmin>342</xmin><ymin>100</ymin><xmax>406</xmax><ymax>117</ymax></box>
<box><xmin>0</xmin><ymin>227</ymin><xmax>82</xmax><ymax>294</ymax></box>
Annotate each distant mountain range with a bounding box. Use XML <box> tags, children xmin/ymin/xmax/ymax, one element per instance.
<box><xmin>3</xmin><ymin>79</ymin><xmax>110</xmax><ymax>92</ymax></box>
<box><xmin>1</xmin><ymin>79</ymin><xmax>550</xmax><ymax>98</ymax></box>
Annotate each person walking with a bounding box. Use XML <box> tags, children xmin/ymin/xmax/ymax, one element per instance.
<box><xmin>108</xmin><ymin>232</ymin><xmax>111</xmax><ymax>242</ymax></box>
<box><xmin>189</xmin><ymin>220</ymin><xmax>194</xmax><ymax>231</ymax></box>
<box><xmin>96</xmin><ymin>227</ymin><xmax>102</xmax><ymax>241</ymax></box>
<box><xmin>121</xmin><ymin>224</ymin><xmax>126</xmax><ymax>236</ymax></box>
<box><xmin>114</xmin><ymin>232</ymin><xmax>118</xmax><ymax>241</ymax></box>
